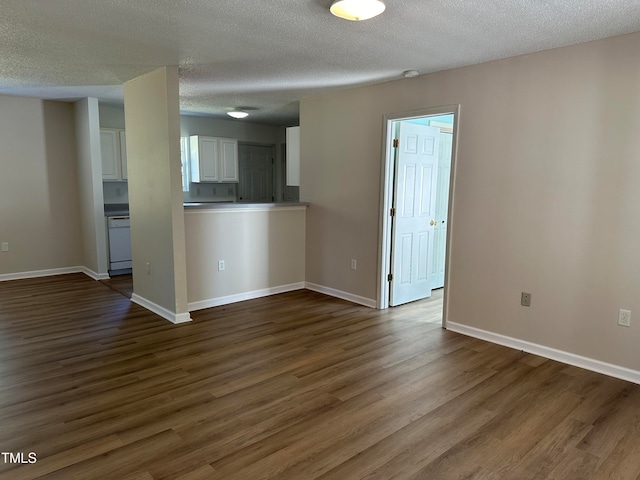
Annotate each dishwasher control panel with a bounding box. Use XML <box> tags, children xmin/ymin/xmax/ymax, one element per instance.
<box><xmin>107</xmin><ymin>216</ymin><xmax>130</xmax><ymax>228</ymax></box>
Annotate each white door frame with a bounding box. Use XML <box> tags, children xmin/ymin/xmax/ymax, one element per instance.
<box><xmin>377</xmin><ymin>105</ymin><xmax>460</xmax><ymax>328</ymax></box>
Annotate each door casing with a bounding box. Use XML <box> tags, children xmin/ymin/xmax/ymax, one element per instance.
<box><xmin>377</xmin><ymin>105</ymin><xmax>460</xmax><ymax>329</ymax></box>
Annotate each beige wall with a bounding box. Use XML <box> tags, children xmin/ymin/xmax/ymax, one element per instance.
<box><xmin>301</xmin><ymin>31</ymin><xmax>640</xmax><ymax>371</ymax></box>
<box><xmin>74</xmin><ymin>97</ymin><xmax>108</xmax><ymax>277</ymax></box>
<box><xmin>0</xmin><ymin>95</ymin><xmax>83</xmax><ymax>276</ymax></box>
<box><xmin>124</xmin><ymin>67</ymin><xmax>189</xmax><ymax>320</ymax></box>
<box><xmin>185</xmin><ymin>207</ymin><xmax>306</xmax><ymax>307</ymax></box>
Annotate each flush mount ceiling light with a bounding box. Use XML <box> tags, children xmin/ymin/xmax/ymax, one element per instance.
<box><xmin>227</xmin><ymin>110</ymin><xmax>249</xmax><ymax>119</ymax></box>
<box><xmin>330</xmin><ymin>0</ymin><xmax>386</xmax><ymax>21</ymax></box>
<box><xmin>403</xmin><ymin>70</ymin><xmax>419</xmax><ymax>78</ymax></box>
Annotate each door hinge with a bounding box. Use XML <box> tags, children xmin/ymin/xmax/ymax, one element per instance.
<box><xmin>390</xmin><ymin>207</ymin><xmax>396</xmax><ymax>217</ymax></box>
<box><xmin>393</xmin><ymin>138</ymin><xmax>399</xmax><ymax>148</ymax></box>
<box><xmin>387</xmin><ymin>273</ymin><xmax>393</xmax><ymax>282</ymax></box>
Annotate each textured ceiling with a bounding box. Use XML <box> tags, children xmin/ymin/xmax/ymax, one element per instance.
<box><xmin>1</xmin><ymin>0</ymin><xmax>640</xmax><ymax>125</ymax></box>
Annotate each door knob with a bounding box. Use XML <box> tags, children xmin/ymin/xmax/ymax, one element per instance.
<box><xmin>430</xmin><ymin>220</ymin><xmax>436</xmax><ymax>226</ymax></box>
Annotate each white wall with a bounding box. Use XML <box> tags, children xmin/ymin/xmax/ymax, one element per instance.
<box><xmin>99</xmin><ymin>104</ymin><xmax>126</xmax><ymax>129</ymax></box>
<box><xmin>180</xmin><ymin>115</ymin><xmax>283</xmax><ymax>144</ymax></box>
<box><xmin>103</xmin><ymin>182</ymin><xmax>129</xmax><ymax>205</ymax></box>
<box><xmin>185</xmin><ymin>206</ymin><xmax>306</xmax><ymax>309</ymax></box>
<box><xmin>301</xmin><ymin>31</ymin><xmax>640</xmax><ymax>372</ymax></box>
<box><xmin>0</xmin><ymin>95</ymin><xmax>83</xmax><ymax>277</ymax></box>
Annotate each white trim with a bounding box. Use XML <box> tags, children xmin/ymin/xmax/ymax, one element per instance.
<box><xmin>80</xmin><ymin>266</ymin><xmax>110</xmax><ymax>281</ymax></box>
<box><xmin>305</xmin><ymin>282</ymin><xmax>377</xmax><ymax>309</ymax></box>
<box><xmin>0</xmin><ymin>266</ymin><xmax>81</xmax><ymax>282</ymax></box>
<box><xmin>188</xmin><ymin>282</ymin><xmax>305</xmax><ymax>311</ymax></box>
<box><xmin>131</xmin><ymin>293</ymin><xmax>193</xmax><ymax>324</ymax></box>
<box><xmin>0</xmin><ymin>266</ymin><xmax>111</xmax><ymax>282</ymax></box>
<box><xmin>378</xmin><ymin>105</ymin><xmax>460</xmax><ymax>328</ymax></box>
<box><xmin>447</xmin><ymin>322</ymin><xmax>640</xmax><ymax>385</ymax></box>
<box><xmin>429</xmin><ymin>120</ymin><xmax>453</xmax><ymax>132</ymax></box>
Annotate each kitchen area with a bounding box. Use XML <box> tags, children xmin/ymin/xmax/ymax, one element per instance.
<box><xmin>99</xmin><ymin>105</ymin><xmax>305</xmax><ymax>309</ymax></box>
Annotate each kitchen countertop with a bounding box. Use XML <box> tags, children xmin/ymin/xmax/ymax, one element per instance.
<box><xmin>184</xmin><ymin>202</ymin><xmax>309</xmax><ymax>210</ymax></box>
<box><xmin>105</xmin><ymin>202</ymin><xmax>309</xmax><ymax>216</ymax></box>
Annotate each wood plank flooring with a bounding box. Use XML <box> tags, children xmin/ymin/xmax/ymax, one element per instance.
<box><xmin>0</xmin><ymin>274</ymin><xmax>639</xmax><ymax>479</ymax></box>
<box><xmin>100</xmin><ymin>274</ymin><xmax>134</xmax><ymax>299</ymax></box>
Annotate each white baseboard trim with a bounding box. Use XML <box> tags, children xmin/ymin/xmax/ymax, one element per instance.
<box><xmin>304</xmin><ymin>282</ymin><xmax>377</xmax><ymax>309</ymax></box>
<box><xmin>0</xmin><ymin>266</ymin><xmax>110</xmax><ymax>282</ymax></box>
<box><xmin>188</xmin><ymin>282</ymin><xmax>306</xmax><ymax>311</ymax></box>
<box><xmin>79</xmin><ymin>266</ymin><xmax>110</xmax><ymax>281</ymax></box>
<box><xmin>131</xmin><ymin>293</ymin><xmax>192</xmax><ymax>324</ymax></box>
<box><xmin>446</xmin><ymin>322</ymin><xmax>640</xmax><ymax>385</ymax></box>
<box><xmin>0</xmin><ymin>266</ymin><xmax>85</xmax><ymax>282</ymax></box>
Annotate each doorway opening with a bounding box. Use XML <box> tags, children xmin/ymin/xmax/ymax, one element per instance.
<box><xmin>378</xmin><ymin>105</ymin><xmax>459</xmax><ymax>328</ymax></box>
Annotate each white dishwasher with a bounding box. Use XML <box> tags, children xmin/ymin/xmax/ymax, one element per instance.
<box><xmin>107</xmin><ymin>216</ymin><xmax>132</xmax><ymax>274</ymax></box>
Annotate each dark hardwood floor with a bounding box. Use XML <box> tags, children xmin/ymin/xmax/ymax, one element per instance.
<box><xmin>0</xmin><ymin>274</ymin><xmax>639</xmax><ymax>479</ymax></box>
<box><xmin>100</xmin><ymin>274</ymin><xmax>134</xmax><ymax>299</ymax></box>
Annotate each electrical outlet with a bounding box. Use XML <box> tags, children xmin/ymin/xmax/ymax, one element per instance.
<box><xmin>218</xmin><ymin>260</ymin><xmax>225</xmax><ymax>271</ymax></box>
<box><xmin>351</xmin><ymin>259</ymin><xmax>357</xmax><ymax>270</ymax></box>
<box><xmin>618</xmin><ymin>309</ymin><xmax>631</xmax><ymax>327</ymax></box>
<box><xmin>228</xmin><ymin>187</ymin><xmax>234</xmax><ymax>195</ymax></box>
<box><xmin>1</xmin><ymin>242</ymin><xmax>8</xmax><ymax>252</ymax></box>
<box><xmin>195</xmin><ymin>187</ymin><xmax>201</xmax><ymax>196</ymax></box>
<box><xmin>521</xmin><ymin>292</ymin><xmax>532</xmax><ymax>307</ymax></box>
<box><xmin>146</xmin><ymin>262</ymin><xmax>151</xmax><ymax>275</ymax></box>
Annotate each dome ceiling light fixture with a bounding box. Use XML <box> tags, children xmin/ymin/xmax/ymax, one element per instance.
<box><xmin>330</xmin><ymin>0</ymin><xmax>386</xmax><ymax>21</ymax></box>
<box><xmin>227</xmin><ymin>109</ymin><xmax>249</xmax><ymax>119</ymax></box>
<box><xmin>403</xmin><ymin>70</ymin><xmax>420</xmax><ymax>78</ymax></box>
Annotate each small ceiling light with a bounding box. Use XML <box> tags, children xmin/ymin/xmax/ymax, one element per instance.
<box><xmin>227</xmin><ymin>110</ymin><xmax>249</xmax><ymax>119</ymax></box>
<box><xmin>330</xmin><ymin>0</ymin><xmax>386</xmax><ymax>21</ymax></box>
<box><xmin>403</xmin><ymin>70</ymin><xmax>419</xmax><ymax>78</ymax></box>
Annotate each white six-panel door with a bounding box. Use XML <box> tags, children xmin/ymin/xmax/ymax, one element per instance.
<box><xmin>390</xmin><ymin>123</ymin><xmax>440</xmax><ymax>306</ymax></box>
<box><xmin>238</xmin><ymin>144</ymin><xmax>274</xmax><ymax>202</ymax></box>
<box><xmin>431</xmin><ymin>131</ymin><xmax>452</xmax><ymax>289</ymax></box>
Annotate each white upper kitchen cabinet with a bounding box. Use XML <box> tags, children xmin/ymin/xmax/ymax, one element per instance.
<box><xmin>190</xmin><ymin>135</ymin><xmax>238</xmax><ymax>183</ymax></box>
<box><xmin>286</xmin><ymin>126</ymin><xmax>300</xmax><ymax>186</ymax></box>
<box><xmin>219</xmin><ymin>138</ymin><xmax>239</xmax><ymax>182</ymax></box>
<box><xmin>119</xmin><ymin>130</ymin><xmax>128</xmax><ymax>180</ymax></box>
<box><xmin>100</xmin><ymin>129</ymin><xmax>119</xmax><ymax>180</ymax></box>
<box><xmin>101</xmin><ymin>128</ymin><xmax>127</xmax><ymax>181</ymax></box>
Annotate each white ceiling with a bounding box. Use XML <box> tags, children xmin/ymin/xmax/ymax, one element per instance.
<box><xmin>1</xmin><ymin>0</ymin><xmax>640</xmax><ymax>126</ymax></box>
